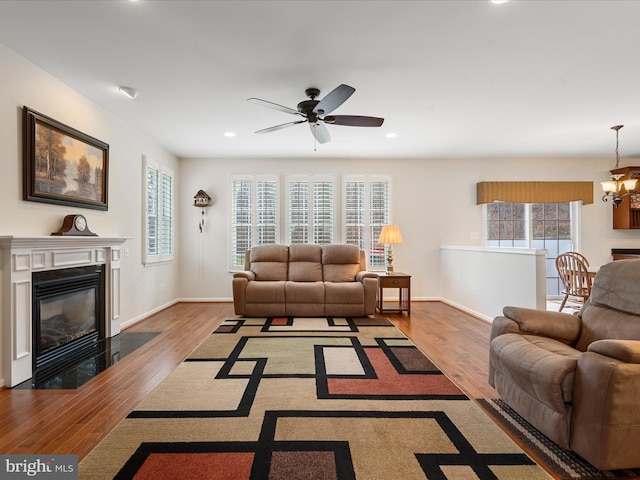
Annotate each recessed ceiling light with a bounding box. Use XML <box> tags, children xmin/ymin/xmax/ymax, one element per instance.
<box><xmin>118</xmin><ymin>86</ymin><xmax>138</xmax><ymax>99</ymax></box>
<box><xmin>490</xmin><ymin>0</ymin><xmax>509</xmax><ymax>4</ymax></box>
<box><xmin>385</xmin><ymin>133</ymin><xmax>397</xmax><ymax>138</ymax></box>
<box><xmin>224</xmin><ymin>132</ymin><xmax>236</xmax><ymax>137</ymax></box>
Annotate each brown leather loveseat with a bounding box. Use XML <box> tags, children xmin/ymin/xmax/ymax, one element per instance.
<box><xmin>232</xmin><ymin>243</ymin><xmax>378</xmax><ymax>317</ymax></box>
<box><xmin>489</xmin><ymin>259</ymin><xmax>640</xmax><ymax>470</ymax></box>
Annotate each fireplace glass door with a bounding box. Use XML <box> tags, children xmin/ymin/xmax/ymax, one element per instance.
<box><xmin>33</xmin><ymin>265</ymin><xmax>105</xmax><ymax>372</ymax></box>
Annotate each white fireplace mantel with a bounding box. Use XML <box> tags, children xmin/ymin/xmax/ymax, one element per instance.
<box><xmin>1</xmin><ymin>236</ymin><xmax>128</xmax><ymax>387</ymax></box>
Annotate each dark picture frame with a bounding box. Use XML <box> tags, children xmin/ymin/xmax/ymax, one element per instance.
<box><xmin>23</xmin><ymin>107</ymin><xmax>109</xmax><ymax>210</ymax></box>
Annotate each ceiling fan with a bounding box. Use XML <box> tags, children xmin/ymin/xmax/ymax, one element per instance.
<box><xmin>247</xmin><ymin>84</ymin><xmax>384</xmax><ymax>144</ymax></box>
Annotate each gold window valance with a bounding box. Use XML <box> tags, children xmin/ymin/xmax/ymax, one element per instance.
<box><xmin>476</xmin><ymin>181</ymin><xmax>594</xmax><ymax>205</ymax></box>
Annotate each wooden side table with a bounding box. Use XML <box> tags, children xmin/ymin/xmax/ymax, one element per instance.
<box><xmin>376</xmin><ymin>272</ymin><xmax>411</xmax><ymax>315</ymax></box>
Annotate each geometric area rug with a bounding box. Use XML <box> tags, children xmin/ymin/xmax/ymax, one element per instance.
<box><xmin>79</xmin><ymin>316</ymin><xmax>552</xmax><ymax>479</ymax></box>
<box><xmin>477</xmin><ymin>398</ymin><xmax>640</xmax><ymax>480</ymax></box>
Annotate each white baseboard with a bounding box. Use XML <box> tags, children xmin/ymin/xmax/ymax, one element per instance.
<box><xmin>120</xmin><ymin>299</ymin><xmax>179</xmax><ymax>330</ymax></box>
<box><xmin>175</xmin><ymin>297</ymin><xmax>231</xmax><ymax>303</ymax></box>
<box><xmin>439</xmin><ymin>298</ymin><xmax>493</xmax><ymax>324</ymax></box>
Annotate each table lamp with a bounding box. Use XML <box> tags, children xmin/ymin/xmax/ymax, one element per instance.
<box><xmin>378</xmin><ymin>224</ymin><xmax>403</xmax><ymax>274</ymax></box>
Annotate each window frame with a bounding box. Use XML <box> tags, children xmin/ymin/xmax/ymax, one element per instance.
<box><xmin>143</xmin><ymin>156</ymin><xmax>174</xmax><ymax>265</ymax></box>
<box><xmin>230</xmin><ymin>174</ymin><xmax>280</xmax><ymax>270</ymax></box>
<box><xmin>483</xmin><ymin>201</ymin><xmax>582</xmax><ymax>296</ymax></box>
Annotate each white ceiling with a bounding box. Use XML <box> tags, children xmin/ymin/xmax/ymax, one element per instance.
<box><xmin>1</xmin><ymin>0</ymin><xmax>640</xmax><ymax>160</ymax></box>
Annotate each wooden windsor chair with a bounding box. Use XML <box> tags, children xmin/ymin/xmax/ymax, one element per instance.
<box><xmin>555</xmin><ymin>252</ymin><xmax>592</xmax><ymax>312</ymax></box>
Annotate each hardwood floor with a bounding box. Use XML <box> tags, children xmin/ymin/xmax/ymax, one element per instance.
<box><xmin>387</xmin><ymin>301</ymin><xmax>498</xmax><ymax>400</ymax></box>
<box><xmin>0</xmin><ymin>301</ymin><xmax>505</xmax><ymax>465</ymax></box>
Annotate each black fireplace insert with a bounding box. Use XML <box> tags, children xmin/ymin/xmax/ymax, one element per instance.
<box><xmin>32</xmin><ymin>265</ymin><xmax>105</xmax><ymax>375</ymax></box>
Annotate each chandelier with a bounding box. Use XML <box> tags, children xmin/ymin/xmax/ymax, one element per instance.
<box><xmin>601</xmin><ymin>125</ymin><xmax>637</xmax><ymax>207</ymax></box>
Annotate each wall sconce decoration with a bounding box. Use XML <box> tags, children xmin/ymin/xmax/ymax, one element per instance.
<box><xmin>378</xmin><ymin>224</ymin><xmax>403</xmax><ymax>275</ymax></box>
<box><xmin>193</xmin><ymin>189</ymin><xmax>212</xmax><ymax>233</ymax></box>
<box><xmin>601</xmin><ymin>125</ymin><xmax>637</xmax><ymax>207</ymax></box>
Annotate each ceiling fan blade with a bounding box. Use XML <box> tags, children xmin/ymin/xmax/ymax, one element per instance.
<box><xmin>247</xmin><ymin>98</ymin><xmax>303</xmax><ymax>116</ymax></box>
<box><xmin>323</xmin><ymin>115</ymin><xmax>384</xmax><ymax>127</ymax></box>
<box><xmin>309</xmin><ymin>122</ymin><xmax>331</xmax><ymax>144</ymax></box>
<box><xmin>255</xmin><ymin>120</ymin><xmax>306</xmax><ymax>134</ymax></box>
<box><xmin>313</xmin><ymin>84</ymin><xmax>355</xmax><ymax>116</ymax></box>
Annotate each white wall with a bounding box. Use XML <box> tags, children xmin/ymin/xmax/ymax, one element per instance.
<box><xmin>440</xmin><ymin>246</ymin><xmax>547</xmax><ymax>321</ymax></box>
<box><xmin>178</xmin><ymin>156</ymin><xmax>640</xmax><ymax>302</ymax></box>
<box><xmin>0</xmin><ymin>43</ymin><xmax>181</xmax><ymax>383</ymax></box>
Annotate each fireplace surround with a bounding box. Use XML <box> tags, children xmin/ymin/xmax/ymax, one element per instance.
<box><xmin>1</xmin><ymin>236</ymin><xmax>127</xmax><ymax>387</ymax></box>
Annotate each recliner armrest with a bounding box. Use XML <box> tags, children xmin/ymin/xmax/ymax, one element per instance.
<box><xmin>588</xmin><ymin>339</ymin><xmax>640</xmax><ymax>364</ymax></box>
<box><xmin>233</xmin><ymin>271</ymin><xmax>256</xmax><ymax>281</ymax></box>
<box><xmin>498</xmin><ymin>306</ymin><xmax>581</xmax><ymax>345</ymax></box>
<box><xmin>356</xmin><ymin>271</ymin><xmax>378</xmax><ymax>282</ymax></box>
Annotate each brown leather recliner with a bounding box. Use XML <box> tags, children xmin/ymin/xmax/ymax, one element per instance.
<box><xmin>489</xmin><ymin>259</ymin><xmax>640</xmax><ymax>471</ymax></box>
<box><xmin>233</xmin><ymin>243</ymin><xmax>378</xmax><ymax>317</ymax></box>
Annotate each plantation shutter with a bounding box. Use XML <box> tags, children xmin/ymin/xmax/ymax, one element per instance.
<box><xmin>256</xmin><ymin>180</ymin><xmax>278</xmax><ymax>245</ymax></box>
<box><xmin>146</xmin><ymin>165</ymin><xmax>159</xmax><ymax>258</ymax></box>
<box><xmin>231</xmin><ymin>176</ymin><xmax>279</xmax><ymax>269</ymax></box>
<box><xmin>288</xmin><ymin>180</ymin><xmax>309</xmax><ymax>243</ymax></box>
<box><xmin>143</xmin><ymin>157</ymin><xmax>174</xmax><ymax>264</ymax></box>
<box><xmin>344</xmin><ymin>176</ymin><xmax>390</xmax><ymax>267</ymax></box>
<box><xmin>161</xmin><ymin>172</ymin><xmax>173</xmax><ymax>255</ymax></box>
<box><xmin>344</xmin><ymin>180</ymin><xmax>365</xmax><ymax>249</ymax></box>
<box><xmin>287</xmin><ymin>176</ymin><xmax>335</xmax><ymax>245</ymax></box>
<box><xmin>313</xmin><ymin>181</ymin><xmax>334</xmax><ymax>244</ymax></box>
<box><xmin>369</xmin><ymin>180</ymin><xmax>390</xmax><ymax>267</ymax></box>
<box><xmin>231</xmin><ymin>179</ymin><xmax>252</xmax><ymax>268</ymax></box>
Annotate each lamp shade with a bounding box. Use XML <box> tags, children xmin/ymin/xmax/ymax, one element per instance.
<box><xmin>378</xmin><ymin>224</ymin><xmax>403</xmax><ymax>244</ymax></box>
<box><xmin>601</xmin><ymin>181</ymin><xmax>617</xmax><ymax>193</ymax></box>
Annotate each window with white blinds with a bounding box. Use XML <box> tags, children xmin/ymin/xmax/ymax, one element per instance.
<box><xmin>231</xmin><ymin>175</ymin><xmax>279</xmax><ymax>268</ymax></box>
<box><xmin>143</xmin><ymin>157</ymin><xmax>174</xmax><ymax>264</ymax></box>
<box><xmin>286</xmin><ymin>176</ymin><xmax>335</xmax><ymax>245</ymax></box>
<box><xmin>229</xmin><ymin>174</ymin><xmax>391</xmax><ymax>271</ymax></box>
<box><xmin>344</xmin><ymin>176</ymin><xmax>391</xmax><ymax>267</ymax></box>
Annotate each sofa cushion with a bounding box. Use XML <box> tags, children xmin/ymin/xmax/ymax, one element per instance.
<box><xmin>249</xmin><ymin>244</ymin><xmax>289</xmax><ymax>281</ymax></box>
<box><xmin>325</xmin><ymin>281</ymin><xmax>364</xmax><ymax>305</ymax></box>
<box><xmin>322</xmin><ymin>244</ymin><xmax>361</xmax><ymax>282</ymax></box>
<box><xmin>288</xmin><ymin>244</ymin><xmax>323</xmax><ymax>282</ymax></box>
<box><xmin>286</xmin><ymin>281</ymin><xmax>324</xmax><ymax>304</ymax></box>
<box><xmin>491</xmin><ymin>333</ymin><xmax>581</xmax><ymax>413</ymax></box>
<box><xmin>246</xmin><ymin>280</ymin><xmax>286</xmax><ymax>304</ymax></box>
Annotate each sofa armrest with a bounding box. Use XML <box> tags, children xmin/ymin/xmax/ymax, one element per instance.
<box><xmin>233</xmin><ymin>271</ymin><xmax>256</xmax><ymax>281</ymax></box>
<box><xmin>232</xmin><ymin>276</ymin><xmax>249</xmax><ymax>315</ymax></box>
<box><xmin>498</xmin><ymin>306</ymin><xmax>581</xmax><ymax>345</ymax></box>
<box><xmin>588</xmin><ymin>339</ymin><xmax>640</xmax><ymax>364</ymax></box>
<box><xmin>356</xmin><ymin>271</ymin><xmax>378</xmax><ymax>282</ymax></box>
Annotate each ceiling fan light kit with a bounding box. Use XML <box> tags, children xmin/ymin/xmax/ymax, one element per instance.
<box><xmin>248</xmin><ymin>84</ymin><xmax>384</xmax><ymax>146</ymax></box>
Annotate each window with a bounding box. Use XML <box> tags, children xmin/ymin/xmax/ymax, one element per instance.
<box><xmin>230</xmin><ymin>174</ymin><xmax>391</xmax><ymax>270</ymax></box>
<box><xmin>344</xmin><ymin>176</ymin><xmax>391</xmax><ymax>268</ymax></box>
<box><xmin>286</xmin><ymin>176</ymin><xmax>335</xmax><ymax>245</ymax></box>
<box><xmin>485</xmin><ymin>201</ymin><xmax>579</xmax><ymax>295</ymax></box>
<box><xmin>486</xmin><ymin>202</ymin><xmax>526</xmax><ymax>247</ymax></box>
<box><xmin>143</xmin><ymin>157</ymin><xmax>173</xmax><ymax>264</ymax></box>
<box><xmin>231</xmin><ymin>175</ymin><xmax>279</xmax><ymax>268</ymax></box>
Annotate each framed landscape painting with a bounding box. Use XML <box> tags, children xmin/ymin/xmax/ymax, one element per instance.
<box><xmin>23</xmin><ymin>107</ymin><xmax>109</xmax><ymax>210</ymax></box>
